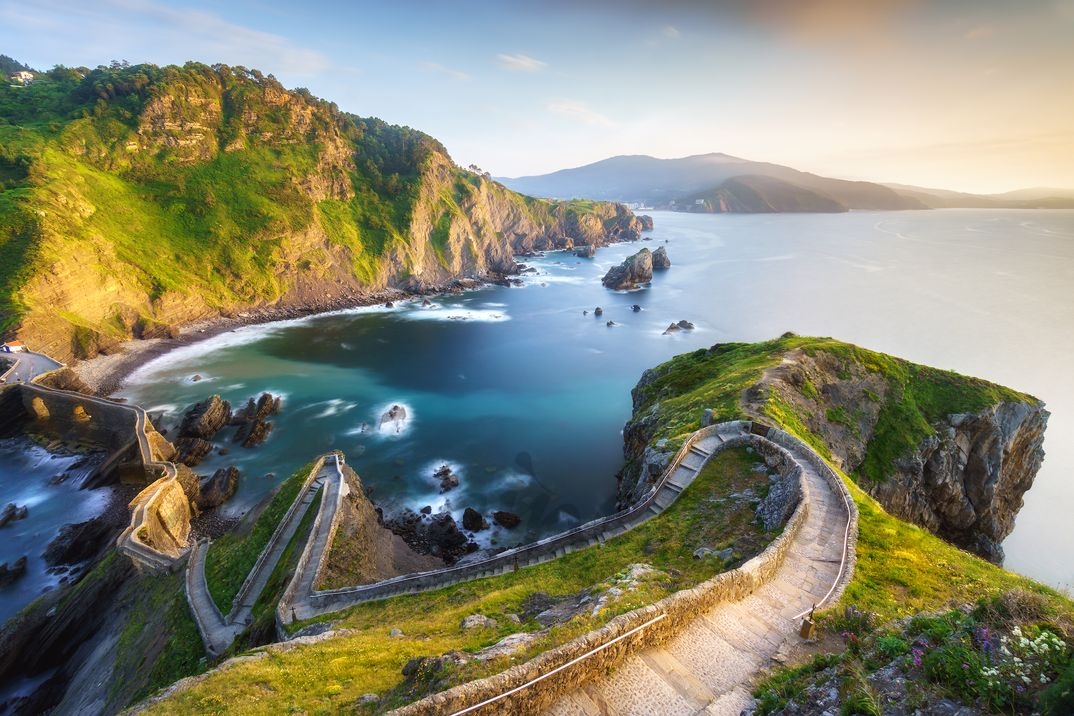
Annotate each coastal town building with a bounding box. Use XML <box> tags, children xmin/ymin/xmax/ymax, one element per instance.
<box><xmin>9</xmin><ymin>71</ymin><xmax>34</xmax><ymax>85</ymax></box>
<box><xmin>1</xmin><ymin>341</ymin><xmax>27</xmax><ymax>353</ymax></box>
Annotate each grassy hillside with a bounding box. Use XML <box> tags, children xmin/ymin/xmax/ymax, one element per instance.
<box><xmin>141</xmin><ymin>447</ymin><xmax>778</xmax><ymax>713</ymax></box>
<box><xmin>0</xmin><ymin>61</ymin><xmax>640</xmax><ymax>359</ymax></box>
<box><xmin>625</xmin><ymin>334</ymin><xmax>1033</xmax><ymax>485</ymax></box>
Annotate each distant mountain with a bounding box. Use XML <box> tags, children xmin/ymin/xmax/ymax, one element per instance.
<box><xmin>682</xmin><ymin>175</ymin><xmax>847</xmax><ymax>213</ymax></box>
<box><xmin>499</xmin><ymin>153</ymin><xmax>925</xmax><ymax>213</ymax></box>
<box><xmin>885</xmin><ymin>183</ymin><xmax>1074</xmax><ymax>209</ymax></box>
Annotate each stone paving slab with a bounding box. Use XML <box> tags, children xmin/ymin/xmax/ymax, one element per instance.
<box><xmin>544</xmin><ymin>436</ymin><xmax>853</xmax><ymax>715</ymax></box>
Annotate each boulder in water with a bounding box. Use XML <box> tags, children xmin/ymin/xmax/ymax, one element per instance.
<box><xmin>0</xmin><ymin>503</ymin><xmax>29</xmax><ymax>528</ymax></box>
<box><xmin>434</xmin><ymin>464</ymin><xmax>459</xmax><ymax>491</ymax></box>
<box><xmin>198</xmin><ymin>467</ymin><xmax>240</xmax><ymax>510</ymax></box>
<box><xmin>0</xmin><ymin>556</ymin><xmax>27</xmax><ymax>588</ymax></box>
<box><xmin>379</xmin><ymin>404</ymin><xmax>408</xmax><ymax>433</ymax></box>
<box><xmin>601</xmin><ymin>248</ymin><xmax>653</xmax><ymax>290</ymax></box>
<box><xmin>462</xmin><ymin>507</ymin><xmax>488</xmax><ymax>532</ymax></box>
<box><xmin>493</xmin><ymin>510</ymin><xmax>522</xmax><ymax>529</ymax></box>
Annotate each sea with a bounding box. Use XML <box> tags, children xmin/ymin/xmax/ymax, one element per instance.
<box><xmin>2</xmin><ymin>208</ymin><xmax>1071</xmax><ymax>624</ymax></box>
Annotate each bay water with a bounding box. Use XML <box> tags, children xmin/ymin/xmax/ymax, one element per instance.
<box><xmin>3</xmin><ymin>208</ymin><xmax>1070</xmax><ymax>625</ymax></box>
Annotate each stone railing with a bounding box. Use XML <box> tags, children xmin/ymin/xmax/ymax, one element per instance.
<box><xmin>391</xmin><ymin>428</ymin><xmax>824</xmax><ymax>715</ymax></box>
<box><xmin>279</xmin><ymin>422</ymin><xmax>754</xmax><ymax>623</ymax></box>
<box><xmin>232</xmin><ymin>455</ymin><xmax>329</xmax><ymax>619</ymax></box>
<box><xmin>12</xmin><ymin>351</ymin><xmax>189</xmax><ymax>571</ymax></box>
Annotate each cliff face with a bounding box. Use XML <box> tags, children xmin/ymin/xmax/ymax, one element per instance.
<box><xmin>0</xmin><ymin>62</ymin><xmax>643</xmax><ymax>361</ymax></box>
<box><xmin>867</xmin><ymin>403</ymin><xmax>1047</xmax><ymax>562</ymax></box>
<box><xmin>742</xmin><ymin>347</ymin><xmax>1048</xmax><ymax>563</ymax></box>
<box><xmin>618</xmin><ymin>337</ymin><xmax>1048</xmax><ymax>563</ymax></box>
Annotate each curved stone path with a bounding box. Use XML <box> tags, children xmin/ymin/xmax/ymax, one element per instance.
<box><xmin>544</xmin><ymin>435</ymin><xmax>853</xmax><ymax>715</ymax></box>
<box><xmin>2</xmin><ymin>350</ymin><xmax>184</xmax><ymax>570</ymax></box>
<box><xmin>279</xmin><ymin>423</ymin><xmax>751</xmax><ymax>624</ymax></box>
<box><xmin>185</xmin><ymin>457</ymin><xmax>341</xmax><ymax>656</ymax></box>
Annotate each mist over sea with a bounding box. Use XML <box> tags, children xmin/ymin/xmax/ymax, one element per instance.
<box><xmin>4</xmin><ymin>208</ymin><xmax>1066</xmax><ymax>626</ymax></box>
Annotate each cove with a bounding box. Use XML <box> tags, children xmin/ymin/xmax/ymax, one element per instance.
<box><xmin>116</xmin><ymin>209</ymin><xmax>1074</xmax><ymax>591</ymax></box>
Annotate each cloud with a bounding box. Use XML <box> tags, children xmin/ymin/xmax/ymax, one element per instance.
<box><xmin>546</xmin><ymin>99</ymin><xmax>615</xmax><ymax>128</ymax></box>
<box><xmin>420</xmin><ymin>61</ymin><xmax>471</xmax><ymax>81</ymax></box>
<box><xmin>1</xmin><ymin>0</ymin><xmax>331</xmax><ymax>76</ymax></box>
<box><xmin>662</xmin><ymin>25</ymin><xmax>681</xmax><ymax>39</ymax></box>
<box><xmin>497</xmin><ymin>53</ymin><xmax>547</xmax><ymax>72</ymax></box>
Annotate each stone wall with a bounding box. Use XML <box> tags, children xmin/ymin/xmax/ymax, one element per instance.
<box><xmin>296</xmin><ymin>423</ymin><xmax>755</xmax><ymax>617</ymax></box>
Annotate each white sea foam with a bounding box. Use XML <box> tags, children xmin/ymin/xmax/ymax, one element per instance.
<box><xmin>306</xmin><ymin>399</ymin><xmax>358</xmax><ymax>419</ymax></box>
<box><xmin>127</xmin><ymin>303</ymin><xmax>398</xmax><ymax>384</ymax></box>
<box><xmin>398</xmin><ymin>306</ymin><xmax>509</xmax><ymax>323</ymax></box>
<box><xmin>371</xmin><ymin>401</ymin><xmax>413</xmax><ymax>437</ymax></box>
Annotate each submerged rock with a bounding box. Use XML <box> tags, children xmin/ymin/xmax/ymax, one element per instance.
<box><xmin>434</xmin><ymin>464</ymin><xmax>459</xmax><ymax>492</ymax></box>
<box><xmin>379</xmin><ymin>404</ymin><xmax>408</xmax><ymax>434</ymax></box>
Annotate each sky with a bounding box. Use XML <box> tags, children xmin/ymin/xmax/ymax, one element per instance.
<box><xmin>3</xmin><ymin>0</ymin><xmax>1073</xmax><ymax>194</ymax></box>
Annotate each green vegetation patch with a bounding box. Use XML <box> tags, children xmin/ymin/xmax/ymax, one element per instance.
<box><xmin>630</xmin><ymin>334</ymin><xmax>1036</xmax><ymax>485</ymax></box>
<box><xmin>754</xmin><ymin>469</ymin><xmax>1074</xmax><ymax>715</ymax></box>
<box><xmin>203</xmin><ymin>461</ymin><xmax>314</xmax><ymax>613</ymax></box>
<box><xmin>143</xmin><ymin>447</ymin><xmax>780</xmax><ymax>714</ymax></box>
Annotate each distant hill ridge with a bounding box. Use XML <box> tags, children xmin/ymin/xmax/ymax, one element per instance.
<box><xmin>500</xmin><ymin>153</ymin><xmax>1074</xmax><ymax>212</ymax></box>
<box><xmin>499</xmin><ymin>153</ymin><xmax>924</xmax><ymax>212</ymax></box>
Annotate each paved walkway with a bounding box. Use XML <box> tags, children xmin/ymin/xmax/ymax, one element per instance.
<box><xmin>282</xmin><ymin>423</ymin><xmax>750</xmax><ymax>623</ymax></box>
<box><xmin>544</xmin><ymin>438</ymin><xmax>850</xmax><ymax>715</ymax></box>
<box><xmin>185</xmin><ymin>458</ymin><xmax>340</xmax><ymax>656</ymax></box>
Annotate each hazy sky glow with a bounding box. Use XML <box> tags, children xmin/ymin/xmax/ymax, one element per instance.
<box><xmin>3</xmin><ymin>0</ymin><xmax>1073</xmax><ymax>193</ymax></box>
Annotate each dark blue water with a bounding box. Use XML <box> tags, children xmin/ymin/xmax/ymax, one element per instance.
<box><xmin>0</xmin><ymin>440</ymin><xmax>111</xmax><ymax>624</ymax></box>
<box><xmin>85</xmin><ymin>209</ymin><xmax>1074</xmax><ymax>598</ymax></box>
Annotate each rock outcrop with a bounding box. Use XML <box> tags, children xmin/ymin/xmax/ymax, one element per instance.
<box><xmin>0</xmin><ymin>556</ymin><xmax>27</xmax><ymax>588</ymax></box>
<box><xmin>197</xmin><ymin>466</ymin><xmax>240</xmax><ymax>510</ymax></box>
<box><xmin>232</xmin><ymin>393</ymin><xmax>280</xmax><ymax>448</ymax></box>
<box><xmin>0</xmin><ymin>502</ymin><xmax>29</xmax><ymax>528</ymax></box>
<box><xmin>317</xmin><ymin>466</ymin><xmax>440</xmax><ymax>589</ymax></box>
<box><xmin>618</xmin><ymin>337</ymin><xmax>1048</xmax><ymax>563</ymax></box>
<box><xmin>382</xmin><ymin>509</ymin><xmax>477</xmax><ymax>564</ymax></box>
<box><xmin>601</xmin><ymin>248</ymin><xmax>653</xmax><ymax>290</ymax></box>
<box><xmin>178</xmin><ymin>395</ymin><xmax>232</xmax><ymax>441</ymax></box>
<box><xmin>866</xmin><ymin>405</ymin><xmax>1046</xmax><ymax>562</ymax></box>
<box><xmin>44</xmin><ymin>515</ymin><xmax>118</xmax><ymax>567</ymax></box>
<box><xmin>739</xmin><ymin>346</ymin><xmax>1048</xmax><ymax>562</ymax></box>
<box><xmin>652</xmin><ymin>246</ymin><xmax>671</xmax><ymax>269</ymax></box>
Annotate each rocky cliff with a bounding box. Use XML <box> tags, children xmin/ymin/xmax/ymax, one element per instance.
<box><xmin>0</xmin><ymin>62</ymin><xmax>644</xmax><ymax>361</ymax></box>
<box><xmin>618</xmin><ymin>336</ymin><xmax>1048</xmax><ymax>563</ymax></box>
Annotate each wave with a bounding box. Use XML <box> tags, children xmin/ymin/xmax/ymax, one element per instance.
<box><xmin>398</xmin><ymin>306</ymin><xmax>509</xmax><ymax>323</ymax></box>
